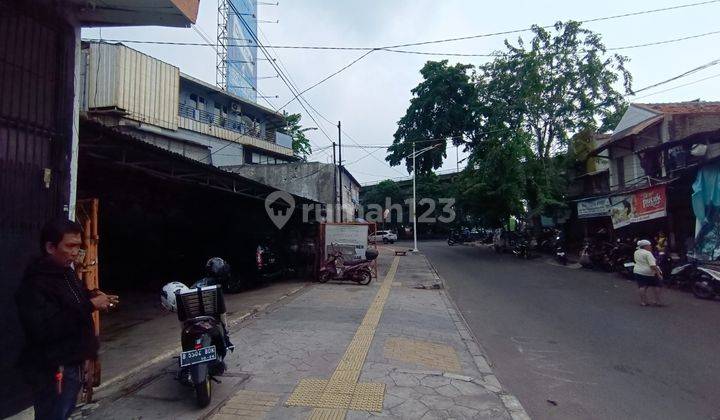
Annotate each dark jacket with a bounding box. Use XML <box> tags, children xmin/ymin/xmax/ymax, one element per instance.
<box><xmin>15</xmin><ymin>256</ymin><xmax>98</xmax><ymax>378</ymax></box>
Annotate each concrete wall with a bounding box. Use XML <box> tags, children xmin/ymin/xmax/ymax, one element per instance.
<box><xmin>226</xmin><ymin>162</ymin><xmax>361</xmax><ymax>222</ymax></box>
<box><xmin>229</xmin><ymin>162</ymin><xmax>334</xmax><ymax>202</ymax></box>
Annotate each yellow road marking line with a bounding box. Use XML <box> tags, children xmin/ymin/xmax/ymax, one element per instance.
<box><xmin>285</xmin><ymin>257</ymin><xmax>400</xmax><ymax>419</ymax></box>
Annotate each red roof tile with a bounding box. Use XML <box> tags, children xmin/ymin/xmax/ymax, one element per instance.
<box><xmin>635</xmin><ymin>101</ymin><xmax>720</xmax><ymax>114</ymax></box>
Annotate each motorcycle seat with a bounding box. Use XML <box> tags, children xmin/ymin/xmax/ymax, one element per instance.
<box><xmin>343</xmin><ymin>259</ymin><xmax>367</xmax><ymax>266</ymax></box>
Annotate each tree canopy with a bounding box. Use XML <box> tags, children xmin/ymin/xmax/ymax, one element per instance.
<box><xmin>283</xmin><ymin>112</ymin><xmax>313</xmax><ymax>159</ymax></box>
<box><xmin>386</xmin><ymin>61</ymin><xmax>479</xmax><ymax>174</ymax></box>
<box><xmin>387</xmin><ymin>21</ymin><xmax>632</xmax><ymax>223</ymax></box>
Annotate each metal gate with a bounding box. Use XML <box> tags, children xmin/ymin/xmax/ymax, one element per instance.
<box><xmin>0</xmin><ymin>2</ymin><xmax>75</xmax><ymax>416</ymax></box>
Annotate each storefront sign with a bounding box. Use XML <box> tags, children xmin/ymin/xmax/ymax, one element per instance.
<box><xmin>610</xmin><ymin>185</ymin><xmax>667</xmax><ymax>229</ymax></box>
<box><xmin>577</xmin><ymin>197</ymin><xmax>611</xmax><ymax>219</ymax></box>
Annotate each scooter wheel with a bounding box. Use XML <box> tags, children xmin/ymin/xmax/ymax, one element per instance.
<box><xmin>195</xmin><ymin>378</ymin><xmax>212</xmax><ymax>408</ymax></box>
<box><xmin>692</xmin><ymin>280</ymin><xmax>715</xmax><ymax>300</ymax></box>
<box><xmin>318</xmin><ymin>272</ymin><xmax>331</xmax><ymax>283</ymax></box>
<box><xmin>357</xmin><ymin>270</ymin><xmax>372</xmax><ymax>285</ymax></box>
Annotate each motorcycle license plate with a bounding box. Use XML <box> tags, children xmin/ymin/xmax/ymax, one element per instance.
<box><xmin>557</xmin><ymin>252</ymin><xmax>565</xmax><ymax>256</ymax></box>
<box><xmin>180</xmin><ymin>346</ymin><xmax>217</xmax><ymax>367</ymax></box>
<box><xmin>623</xmin><ymin>262</ymin><xmax>635</xmax><ymax>268</ymax></box>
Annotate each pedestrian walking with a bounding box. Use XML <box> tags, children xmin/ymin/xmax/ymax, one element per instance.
<box><xmin>15</xmin><ymin>218</ymin><xmax>118</xmax><ymax>419</ymax></box>
<box><xmin>633</xmin><ymin>239</ymin><xmax>665</xmax><ymax>307</ymax></box>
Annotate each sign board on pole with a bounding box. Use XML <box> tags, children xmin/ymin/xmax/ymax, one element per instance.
<box><xmin>324</xmin><ymin>224</ymin><xmax>369</xmax><ymax>261</ymax></box>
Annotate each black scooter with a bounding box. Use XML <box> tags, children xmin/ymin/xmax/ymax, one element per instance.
<box><xmin>175</xmin><ymin>280</ymin><xmax>234</xmax><ymax>407</ymax></box>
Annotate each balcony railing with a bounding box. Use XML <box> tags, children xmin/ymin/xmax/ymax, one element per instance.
<box><xmin>179</xmin><ymin>103</ymin><xmax>265</xmax><ymax>140</ymax></box>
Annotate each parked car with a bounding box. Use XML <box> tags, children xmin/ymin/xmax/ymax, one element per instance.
<box><xmin>370</xmin><ymin>230</ymin><xmax>397</xmax><ymax>244</ymax></box>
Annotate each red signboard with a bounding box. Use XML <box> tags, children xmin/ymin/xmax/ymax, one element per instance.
<box><xmin>633</xmin><ymin>185</ymin><xmax>667</xmax><ymax>217</ymax></box>
<box><xmin>610</xmin><ymin>185</ymin><xmax>667</xmax><ymax>228</ymax></box>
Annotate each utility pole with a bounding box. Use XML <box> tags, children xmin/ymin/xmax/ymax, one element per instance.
<box><xmin>456</xmin><ymin>145</ymin><xmax>459</xmax><ymax>173</ymax></box>
<box><xmin>332</xmin><ymin>141</ymin><xmax>337</xmax><ymax>223</ymax></box>
<box><xmin>338</xmin><ymin>121</ymin><xmax>343</xmax><ymax>223</ymax></box>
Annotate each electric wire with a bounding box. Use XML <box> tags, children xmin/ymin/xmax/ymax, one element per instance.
<box><xmin>633</xmin><ymin>71</ymin><xmax>720</xmax><ymax>99</ymax></box>
<box><xmin>632</xmin><ymin>57</ymin><xmax>720</xmax><ymax>93</ymax></box>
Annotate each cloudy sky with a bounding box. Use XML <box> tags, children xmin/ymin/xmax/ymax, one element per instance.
<box><xmin>83</xmin><ymin>0</ymin><xmax>720</xmax><ymax>184</ymax></box>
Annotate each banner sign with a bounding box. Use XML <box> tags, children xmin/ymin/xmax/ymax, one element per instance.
<box><xmin>610</xmin><ymin>185</ymin><xmax>667</xmax><ymax>229</ymax></box>
<box><xmin>577</xmin><ymin>197</ymin><xmax>611</xmax><ymax>219</ymax></box>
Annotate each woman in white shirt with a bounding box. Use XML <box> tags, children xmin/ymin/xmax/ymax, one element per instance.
<box><xmin>633</xmin><ymin>239</ymin><xmax>665</xmax><ymax>307</ymax></box>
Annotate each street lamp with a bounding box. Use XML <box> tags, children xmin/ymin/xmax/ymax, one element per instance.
<box><xmin>405</xmin><ymin>142</ymin><xmax>441</xmax><ymax>252</ymax></box>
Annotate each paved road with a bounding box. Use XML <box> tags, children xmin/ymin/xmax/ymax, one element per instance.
<box><xmin>419</xmin><ymin>240</ymin><xmax>720</xmax><ymax>420</ymax></box>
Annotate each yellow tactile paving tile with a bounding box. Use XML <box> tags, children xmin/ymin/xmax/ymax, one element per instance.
<box><xmin>308</xmin><ymin>408</ymin><xmax>347</xmax><ymax>420</ymax></box>
<box><xmin>383</xmin><ymin>337</ymin><xmax>462</xmax><ymax>373</ymax></box>
<box><xmin>284</xmin><ymin>257</ymin><xmax>399</xmax><ymax>418</ymax></box>
<box><xmin>213</xmin><ymin>389</ymin><xmax>280</xmax><ymax>420</ymax></box>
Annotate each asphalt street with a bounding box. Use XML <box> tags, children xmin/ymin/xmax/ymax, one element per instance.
<box><xmin>419</xmin><ymin>240</ymin><xmax>720</xmax><ymax>420</ymax></box>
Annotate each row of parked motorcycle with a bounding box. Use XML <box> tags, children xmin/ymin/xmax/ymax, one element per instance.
<box><xmin>490</xmin><ymin>228</ymin><xmax>568</xmax><ymax>263</ymax></box>
<box><xmin>579</xmin><ymin>236</ymin><xmax>720</xmax><ymax>300</ymax></box>
<box><xmin>478</xmin><ymin>227</ymin><xmax>720</xmax><ymax>301</ymax></box>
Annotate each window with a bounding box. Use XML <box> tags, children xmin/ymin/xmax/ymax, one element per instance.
<box><xmin>252</xmin><ymin>153</ymin><xmax>260</xmax><ymax>164</ymax></box>
<box><xmin>189</xmin><ymin>94</ymin><xmax>198</xmax><ymax>107</ymax></box>
<box><xmin>615</xmin><ymin>157</ymin><xmax>625</xmax><ymax>188</ymax></box>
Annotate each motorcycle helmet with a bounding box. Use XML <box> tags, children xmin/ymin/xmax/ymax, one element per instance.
<box><xmin>206</xmin><ymin>257</ymin><xmax>231</xmax><ymax>278</ymax></box>
<box><xmin>161</xmin><ymin>281</ymin><xmax>190</xmax><ymax>312</ymax></box>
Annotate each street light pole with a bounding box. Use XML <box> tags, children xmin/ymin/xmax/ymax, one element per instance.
<box><xmin>412</xmin><ymin>142</ymin><xmax>418</xmax><ymax>252</ymax></box>
<box><xmin>405</xmin><ymin>142</ymin><xmax>440</xmax><ymax>253</ymax></box>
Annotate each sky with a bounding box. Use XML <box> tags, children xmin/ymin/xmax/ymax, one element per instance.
<box><xmin>83</xmin><ymin>0</ymin><xmax>720</xmax><ymax>184</ymax></box>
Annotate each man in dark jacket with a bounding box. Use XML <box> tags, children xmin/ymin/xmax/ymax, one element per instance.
<box><xmin>16</xmin><ymin>219</ymin><xmax>114</xmax><ymax>420</ymax></box>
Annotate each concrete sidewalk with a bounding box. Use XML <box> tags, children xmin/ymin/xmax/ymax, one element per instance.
<box><xmin>84</xmin><ymin>248</ymin><xmax>528</xmax><ymax>419</ymax></box>
<box><xmin>95</xmin><ymin>281</ymin><xmax>309</xmax><ymax>396</ymax></box>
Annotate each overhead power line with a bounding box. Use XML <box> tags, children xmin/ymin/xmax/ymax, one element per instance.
<box><xmin>255</xmin><ymin>0</ymin><xmax>720</xmax><ymax>51</ymax></box>
<box><xmin>633</xmin><ymin>71</ymin><xmax>720</xmax><ymax>99</ymax></box>
<box><xmin>226</xmin><ymin>0</ymin><xmax>337</xmax><ymax>152</ymax></box>
<box><xmin>87</xmin><ymin>27</ymin><xmax>720</xmax><ymax>58</ymax></box>
<box><xmin>632</xmin><ymin>57</ymin><xmax>720</xmax><ymax>94</ymax></box>
<box><xmin>279</xmin><ymin>49</ymin><xmax>376</xmax><ymax>109</ymax></box>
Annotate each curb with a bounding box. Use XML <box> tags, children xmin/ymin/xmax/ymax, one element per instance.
<box><xmin>420</xmin><ymin>252</ymin><xmax>532</xmax><ymax>420</ymax></box>
<box><xmin>96</xmin><ymin>282</ymin><xmax>310</xmax><ymax>394</ymax></box>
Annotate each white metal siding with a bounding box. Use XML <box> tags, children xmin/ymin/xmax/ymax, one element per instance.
<box><xmin>87</xmin><ymin>43</ymin><xmax>178</xmax><ymax>130</ymax></box>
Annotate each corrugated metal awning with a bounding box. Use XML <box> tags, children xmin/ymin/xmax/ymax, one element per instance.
<box><xmin>79</xmin><ymin>118</ymin><xmax>318</xmax><ymax>205</ymax></box>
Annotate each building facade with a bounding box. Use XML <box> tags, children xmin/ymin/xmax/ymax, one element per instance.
<box><xmin>576</xmin><ymin>102</ymin><xmax>720</xmax><ymax>253</ymax></box>
<box><xmin>82</xmin><ymin>41</ymin><xmax>293</xmax><ymax>168</ymax></box>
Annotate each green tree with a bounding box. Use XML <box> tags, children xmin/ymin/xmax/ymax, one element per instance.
<box><xmin>474</xmin><ymin>21</ymin><xmax>631</xmax><ymax>160</ymax></box>
<box><xmin>470</xmin><ymin>21</ymin><xmax>631</xmax><ymax>218</ymax></box>
<box><xmin>360</xmin><ymin>180</ymin><xmax>405</xmax><ymax>227</ymax></box>
<box><xmin>455</xmin><ymin>135</ymin><xmax>528</xmax><ymax>226</ymax></box>
<box><xmin>283</xmin><ymin>112</ymin><xmax>313</xmax><ymax>159</ymax></box>
<box><xmin>386</xmin><ymin>61</ymin><xmax>479</xmax><ymax>174</ymax></box>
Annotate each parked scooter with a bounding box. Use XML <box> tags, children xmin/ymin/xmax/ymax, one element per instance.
<box><xmin>691</xmin><ymin>264</ymin><xmax>720</xmax><ymax>299</ymax></box>
<box><xmin>161</xmin><ymin>260</ymin><xmax>234</xmax><ymax>407</ymax></box>
<box><xmin>319</xmin><ymin>247</ymin><xmax>375</xmax><ymax>285</ymax></box>
<box><xmin>668</xmin><ymin>255</ymin><xmax>720</xmax><ymax>299</ymax></box>
<box><xmin>512</xmin><ymin>234</ymin><xmax>535</xmax><ymax>259</ymax></box>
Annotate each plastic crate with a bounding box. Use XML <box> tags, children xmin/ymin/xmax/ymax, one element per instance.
<box><xmin>176</xmin><ymin>285</ymin><xmax>226</xmax><ymax>322</ymax></box>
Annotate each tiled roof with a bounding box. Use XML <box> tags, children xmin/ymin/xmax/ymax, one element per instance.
<box><xmin>635</xmin><ymin>101</ymin><xmax>720</xmax><ymax>114</ymax></box>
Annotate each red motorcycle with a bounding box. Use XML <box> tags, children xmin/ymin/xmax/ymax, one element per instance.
<box><xmin>319</xmin><ymin>250</ymin><xmax>373</xmax><ymax>285</ymax></box>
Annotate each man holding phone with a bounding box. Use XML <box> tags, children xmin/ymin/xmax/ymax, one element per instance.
<box><xmin>16</xmin><ymin>218</ymin><xmax>118</xmax><ymax>419</ymax></box>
